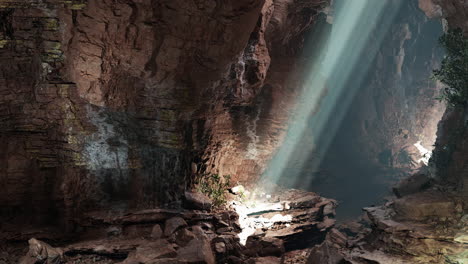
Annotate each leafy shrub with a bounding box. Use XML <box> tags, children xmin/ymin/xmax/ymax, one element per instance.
<box><xmin>196</xmin><ymin>174</ymin><xmax>231</xmax><ymax>208</ymax></box>
<box><xmin>433</xmin><ymin>28</ymin><xmax>468</xmax><ymax>107</ymax></box>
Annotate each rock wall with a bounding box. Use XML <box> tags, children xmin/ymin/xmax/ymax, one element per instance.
<box><xmin>323</xmin><ymin>0</ymin><xmax>445</xmax><ymax>173</ymax></box>
<box><xmin>0</xmin><ymin>0</ymin><xmax>328</xmax><ymax>227</ymax></box>
<box><xmin>418</xmin><ymin>0</ymin><xmax>468</xmax><ymax>196</ymax></box>
<box><xmin>305</xmin><ymin>2</ymin><xmax>467</xmax><ymax>263</ymax></box>
<box><xmin>419</xmin><ymin>0</ymin><xmax>467</xmax><ymax>33</ymax></box>
<box><xmin>277</xmin><ymin>0</ymin><xmax>447</xmax><ymax>219</ymax></box>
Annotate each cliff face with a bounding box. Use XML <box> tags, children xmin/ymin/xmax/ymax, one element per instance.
<box><xmin>282</xmin><ymin>0</ymin><xmax>446</xmax><ymax>218</ymax></box>
<box><xmin>0</xmin><ymin>0</ymin><xmax>328</xmax><ymax>227</ymax></box>
<box><xmin>0</xmin><ymin>0</ymin><xmax>466</xmax><ymax>263</ymax></box>
<box><xmin>419</xmin><ymin>0</ymin><xmax>467</xmax><ymax>33</ymax></box>
<box><xmin>341</xmin><ymin>3</ymin><xmax>444</xmax><ymax>172</ymax></box>
<box><xmin>418</xmin><ymin>0</ymin><xmax>468</xmax><ymax>195</ymax></box>
<box><xmin>306</xmin><ymin>2</ymin><xmax>467</xmax><ymax>263</ymax></box>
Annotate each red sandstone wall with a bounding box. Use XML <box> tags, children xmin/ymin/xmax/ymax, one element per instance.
<box><xmin>0</xmin><ymin>0</ymin><xmax>328</xmax><ymax>226</ymax></box>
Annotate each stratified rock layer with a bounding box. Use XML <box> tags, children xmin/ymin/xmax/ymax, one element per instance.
<box><xmin>0</xmin><ymin>0</ymin><xmax>328</xmax><ymax>228</ymax></box>
<box><xmin>307</xmin><ymin>186</ymin><xmax>467</xmax><ymax>264</ymax></box>
<box><xmin>419</xmin><ymin>0</ymin><xmax>468</xmax><ymax>33</ymax></box>
<box><xmin>5</xmin><ymin>188</ymin><xmax>336</xmax><ymax>263</ymax></box>
<box><xmin>0</xmin><ymin>1</ymin><xmax>333</xmax><ymax>262</ymax></box>
<box><xmin>306</xmin><ymin>3</ymin><xmax>468</xmax><ymax>261</ymax></box>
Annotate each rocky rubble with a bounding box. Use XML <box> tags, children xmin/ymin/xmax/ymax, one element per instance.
<box><xmin>0</xmin><ymin>187</ymin><xmax>336</xmax><ymax>263</ymax></box>
<box><xmin>306</xmin><ymin>176</ymin><xmax>467</xmax><ymax>264</ymax></box>
<box><xmin>228</xmin><ymin>185</ymin><xmax>336</xmax><ymax>250</ymax></box>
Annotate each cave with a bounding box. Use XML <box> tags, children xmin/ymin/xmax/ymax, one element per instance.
<box><xmin>0</xmin><ymin>0</ymin><xmax>466</xmax><ymax>263</ymax></box>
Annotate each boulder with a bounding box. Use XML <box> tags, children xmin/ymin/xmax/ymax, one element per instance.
<box><xmin>214</xmin><ymin>242</ymin><xmax>226</xmax><ymax>254</ymax></box>
<box><xmin>306</xmin><ymin>241</ymin><xmax>349</xmax><ymax>264</ymax></box>
<box><xmin>106</xmin><ymin>226</ymin><xmax>123</xmax><ymax>237</ymax></box>
<box><xmin>20</xmin><ymin>238</ymin><xmax>63</xmax><ymax>264</ymax></box>
<box><xmin>327</xmin><ymin>229</ymin><xmax>348</xmax><ymax>248</ymax></box>
<box><xmin>164</xmin><ymin>217</ymin><xmax>188</xmax><ymax>237</ymax></box>
<box><xmin>212</xmin><ymin>234</ymin><xmax>243</xmax><ymax>259</ymax></box>
<box><xmin>184</xmin><ymin>191</ymin><xmax>213</xmax><ymax>211</ymax></box>
<box><xmin>122</xmin><ymin>239</ymin><xmax>177</xmax><ymax>263</ymax></box>
<box><xmin>230</xmin><ymin>185</ymin><xmax>246</xmax><ymax>195</ymax></box>
<box><xmin>393</xmin><ymin>173</ymin><xmax>432</xmax><ymax>198</ymax></box>
<box><xmin>172</xmin><ymin>228</ymin><xmax>196</xmax><ymax>247</ymax></box>
<box><xmin>261</xmin><ymin>219</ymin><xmax>333</xmax><ymax>251</ymax></box>
<box><xmin>338</xmin><ymin>221</ymin><xmax>365</xmax><ymax>236</ymax></box>
<box><xmin>214</xmin><ymin>211</ymin><xmax>241</xmax><ymax>231</ymax></box>
<box><xmin>177</xmin><ymin>236</ymin><xmax>215</xmax><ymax>264</ymax></box>
<box><xmin>245</xmin><ymin>236</ymin><xmax>284</xmax><ymax>257</ymax></box>
<box><xmin>393</xmin><ymin>191</ymin><xmax>456</xmax><ymax>221</ymax></box>
<box><xmin>289</xmin><ymin>194</ymin><xmax>321</xmax><ymax>209</ymax></box>
<box><xmin>151</xmin><ymin>224</ymin><xmax>163</xmax><ymax>239</ymax></box>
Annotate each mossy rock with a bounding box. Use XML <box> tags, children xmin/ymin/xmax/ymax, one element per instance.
<box><xmin>0</xmin><ymin>40</ymin><xmax>9</xmax><ymax>48</ymax></box>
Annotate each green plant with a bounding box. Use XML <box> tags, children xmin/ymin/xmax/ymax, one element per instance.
<box><xmin>432</xmin><ymin>28</ymin><xmax>468</xmax><ymax>107</ymax></box>
<box><xmin>196</xmin><ymin>174</ymin><xmax>231</xmax><ymax>208</ymax></box>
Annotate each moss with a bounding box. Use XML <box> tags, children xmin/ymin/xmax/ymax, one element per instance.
<box><xmin>72</xmin><ymin>152</ymin><xmax>86</xmax><ymax>166</ymax></box>
<box><xmin>44</xmin><ymin>18</ymin><xmax>59</xmax><ymax>31</ymax></box>
<box><xmin>42</xmin><ymin>41</ymin><xmax>63</xmax><ymax>61</ymax></box>
<box><xmin>69</xmin><ymin>3</ymin><xmax>87</xmax><ymax>10</ymax></box>
<box><xmin>57</xmin><ymin>84</ymin><xmax>71</xmax><ymax>97</ymax></box>
<box><xmin>44</xmin><ymin>41</ymin><xmax>61</xmax><ymax>51</ymax></box>
<box><xmin>42</xmin><ymin>53</ymin><xmax>63</xmax><ymax>62</ymax></box>
<box><xmin>67</xmin><ymin>135</ymin><xmax>79</xmax><ymax>145</ymax></box>
<box><xmin>0</xmin><ymin>40</ymin><xmax>9</xmax><ymax>48</ymax></box>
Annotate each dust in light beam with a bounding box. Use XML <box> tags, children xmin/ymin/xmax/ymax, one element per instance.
<box><xmin>261</xmin><ymin>0</ymin><xmax>405</xmax><ymax>188</ymax></box>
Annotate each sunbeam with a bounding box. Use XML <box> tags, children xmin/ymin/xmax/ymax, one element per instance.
<box><xmin>261</xmin><ymin>0</ymin><xmax>405</xmax><ymax>189</ymax></box>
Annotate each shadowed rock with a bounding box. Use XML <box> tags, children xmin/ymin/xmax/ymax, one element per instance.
<box><xmin>20</xmin><ymin>238</ymin><xmax>63</xmax><ymax>264</ymax></box>
<box><xmin>393</xmin><ymin>173</ymin><xmax>432</xmax><ymax>198</ymax></box>
<box><xmin>164</xmin><ymin>217</ymin><xmax>188</xmax><ymax>237</ymax></box>
<box><xmin>184</xmin><ymin>191</ymin><xmax>213</xmax><ymax>211</ymax></box>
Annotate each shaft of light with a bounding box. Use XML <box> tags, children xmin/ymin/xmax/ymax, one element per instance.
<box><xmin>261</xmin><ymin>0</ymin><xmax>404</xmax><ymax>188</ymax></box>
